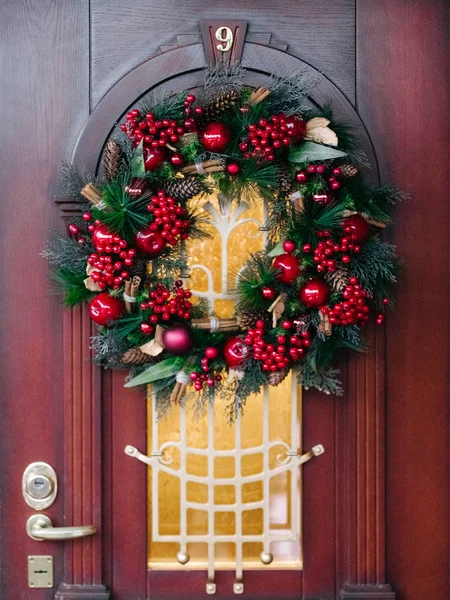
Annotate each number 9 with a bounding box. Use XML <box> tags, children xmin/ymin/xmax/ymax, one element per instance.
<box><xmin>215</xmin><ymin>27</ymin><xmax>234</xmax><ymax>53</ymax></box>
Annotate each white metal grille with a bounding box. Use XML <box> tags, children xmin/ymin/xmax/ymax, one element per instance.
<box><xmin>125</xmin><ymin>194</ymin><xmax>324</xmax><ymax>594</ymax></box>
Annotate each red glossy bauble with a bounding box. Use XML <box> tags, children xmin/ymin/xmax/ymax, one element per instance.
<box><xmin>144</xmin><ymin>146</ymin><xmax>166</xmax><ymax>171</ymax></box>
<box><xmin>89</xmin><ymin>293</ymin><xmax>125</xmax><ymax>326</ymax></box>
<box><xmin>200</xmin><ymin>122</ymin><xmax>231</xmax><ymax>153</ymax></box>
<box><xmin>261</xmin><ymin>286</ymin><xmax>276</xmax><ymax>300</ymax></box>
<box><xmin>162</xmin><ymin>323</ymin><xmax>194</xmax><ymax>356</ymax></box>
<box><xmin>205</xmin><ymin>346</ymin><xmax>220</xmax><ymax>360</ymax></box>
<box><xmin>280</xmin><ymin>114</ymin><xmax>306</xmax><ymax>142</ymax></box>
<box><xmin>134</xmin><ymin>228</ymin><xmax>166</xmax><ymax>257</ymax></box>
<box><xmin>342</xmin><ymin>214</ymin><xmax>370</xmax><ymax>245</ymax></box>
<box><xmin>223</xmin><ymin>337</ymin><xmax>251</xmax><ymax>368</ymax></box>
<box><xmin>282</xmin><ymin>240</ymin><xmax>296</xmax><ymax>254</ymax></box>
<box><xmin>299</xmin><ymin>278</ymin><xmax>331</xmax><ymax>308</ymax></box>
<box><xmin>92</xmin><ymin>224</ymin><xmax>114</xmax><ymax>249</ymax></box>
<box><xmin>227</xmin><ymin>163</ymin><xmax>240</xmax><ymax>175</ymax></box>
<box><xmin>272</xmin><ymin>253</ymin><xmax>302</xmax><ymax>285</ymax></box>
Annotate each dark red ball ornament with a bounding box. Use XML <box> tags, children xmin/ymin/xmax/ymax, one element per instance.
<box><xmin>342</xmin><ymin>214</ymin><xmax>370</xmax><ymax>245</ymax></box>
<box><xmin>272</xmin><ymin>253</ymin><xmax>302</xmax><ymax>285</ymax></box>
<box><xmin>162</xmin><ymin>323</ymin><xmax>194</xmax><ymax>356</ymax></box>
<box><xmin>261</xmin><ymin>286</ymin><xmax>276</xmax><ymax>300</ymax></box>
<box><xmin>299</xmin><ymin>278</ymin><xmax>331</xmax><ymax>308</ymax></box>
<box><xmin>144</xmin><ymin>146</ymin><xmax>166</xmax><ymax>171</ymax></box>
<box><xmin>89</xmin><ymin>293</ymin><xmax>125</xmax><ymax>326</ymax></box>
<box><xmin>134</xmin><ymin>228</ymin><xmax>166</xmax><ymax>257</ymax></box>
<box><xmin>227</xmin><ymin>163</ymin><xmax>240</xmax><ymax>175</ymax></box>
<box><xmin>224</xmin><ymin>337</ymin><xmax>251</xmax><ymax>368</ymax></box>
<box><xmin>282</xmin><ymin>240</ymin><xmax>296</xmax><ymax>254</ymax></box>
<box><xmin>200</xmin><ymin>122</ymin><xmax>231</xmax><ymax>153</ymax></box>
<box><xmin>92</xmin><ymin>224</ymin><xmax>114</xmax><ymax>249</ymax></box>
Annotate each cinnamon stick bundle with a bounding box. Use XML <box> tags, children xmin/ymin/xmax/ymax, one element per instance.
<box><xmin>191</xmin><ymin>317</ymin><xmax>239</xmax><ymax>332</ymax></box>
<box><xmin>248</xmin><ymin>87</ymin><xmax>271</xmax><ymax>106</ymax></box>
<box><xmin>123</xmin><ymin>276</ymin><xmax>141</xmax><ymax>313</ymax></box>
<box><xmin>290</xmin><ymin>191</ymin><xmax>305</xmax><ymax>214</ymax></box>
<box><xmin>267</xmin><ymin>293</ymin><xmax>287</xmax><ymax>328</ymax></box>
<box><xmin>80</xmin><ymin>183</ymin><xmax>103</xmax><ymax>205</ymax></box>
<box><xmin>181</xmin><ymin>159</ymin><xmax>225</xmax><ymax>176</ymax></box>
<box><xmin>318</xmin><ymin>311</ymin><xmax>332</xmax><ymax>336</ymax></box>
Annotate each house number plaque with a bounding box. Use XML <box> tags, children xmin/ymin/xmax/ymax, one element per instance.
<box><xmin>201</xmin><ymin>20</ymin><xmax>248</xmax><ymax>65</ymax></box>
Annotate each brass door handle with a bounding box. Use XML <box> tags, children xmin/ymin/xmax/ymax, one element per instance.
<box><xmin>26</xmin><ymin>515</ymin><xmax>96</xmax><ymax>541</ymax></box>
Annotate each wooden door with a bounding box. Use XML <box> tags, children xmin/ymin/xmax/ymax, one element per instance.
<box><xmin>1</xmin><ymin>2</ymin><xmax>449</xmax><ymax>600</ymax></box>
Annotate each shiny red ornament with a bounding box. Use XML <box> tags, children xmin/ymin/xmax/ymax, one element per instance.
<box><xmin>223</xmin><ymin>337</ymin><xmax>251</xmax><ymax>368</ymax></box>
<box><xmin>261</xmin><ymin>286</ymin><xmax>276</xmax><ymax>300</ymax></box>
<box><xmin>92</xmin><ymin>224</ymin><xmax>114</xmax><ymax>249</ymax></box>
<box><xmin>272</xmin><ymin>253</ymin><xmax>302</xmax><ymax>285</ymax></box>
<box><xmin>134</xmin><ymin>228</ymin><xmax>166</xmax><ymax>257</ymax></box>
<box><xmin>171</xmin><ymin>153</ymin><xmax>183</xmax><ymax>166</ymax></box>
<box><xmin>89</xmin><ymin>293</ymin><xmax>125</xmax><ymax>326</ymax></box>
<box><xmin>282</xmin><ymin>240</ymin><xmax>296</xmax><ymax>254</ymax></box>
<box><xmin>342</xmin><ymin>214</ymin><xmax>370</xmax><ymax>245</ymax></box>
<box><xmin>281</xmin><ymin>114</ymin><xmax>307</xmax><ymax>142</ymax></box>
<box><xmin>125</xmin><ymin>178</ymin><xmax>149</xmax><ymax>198</ymax></box>
<box><xmin>200</xmin><ymin>122</ymin><xmax>231</xmax><ymax>153</ymax></box>
<box><xmin>205</xmin><ymin>346</ymin><xmax>220</xmax><ymax>360</ymax></box>
<box><xmin>299</xmin><ymin>278</ymin><xmax>331</xmax><ymax>308</ymax></box>
<box><xmin>227</xmin><ymin>163</ymin><xmax>240</xmax><ymax>175</ymax></box>
<box><xmin>162</xmin><ymin>323</ymin><xmax>194</xmax><ymax>356</ymax></box>
<box><xmin>144</xmin><ymin>146</ymin><xmax>166</xmax><ymax>171</ymax></box>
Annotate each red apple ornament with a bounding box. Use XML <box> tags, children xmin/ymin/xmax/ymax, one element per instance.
<box><xmin>89</xmin><ymin>293</ymin><xmax>125</xmax><ymax>326</ymax></box>
<box><xmin>272</xmin><ymin>253</ymin><xmax>302</xmax><ymax>285</ymax></box>
<box><xmin>144</xmin><ymin>146</ymin><xmax>166</xmax><ymax>171</ymax></box>
<box><xmin>342</xmin><ymin>214</ymin><xmax>370</xmax><ymax>245</ymax></box>
<box><xmin>224</xmin><ymin>337</ymin><xmax>251</xmax><ymax>368</ymax></box>
<box><xmin>162</xmin><ymin>323</ymin><xmax>194</xmax><ymax>356</ymax></box>
<box><xmin>92</xmin><ymin>224</ymin><xmax>114</xmax><ymax>250</ymax></box>
<box><xmin>134</xmin><ymin>228</ymin><xmax>166</xmax><ymax>257</ymax></box>
<box><xmin>200</xmin><ymin>122</ymin><xmax>231</xmax><ymax>153</ymax></box>
<box><xmin>299</xmin><ymin>278</ymin><xmax>331</xmax><ymax>308</ymax></box>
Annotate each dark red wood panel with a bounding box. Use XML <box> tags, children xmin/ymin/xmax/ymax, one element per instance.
<box><xmin>0</xmin><ymin>1</ymin><xmax>89</xmax><ymax>598</ymax></box>
<box><xmin>357</xmin><ymin>2</ymin><xmax>450</xmax><ymax>599</ymax></box>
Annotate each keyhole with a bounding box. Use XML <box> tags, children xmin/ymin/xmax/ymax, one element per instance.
<box><xmin>34</xmin><ymin>478</ymin><xmax>45</xmax><ymax>489</ymax></box>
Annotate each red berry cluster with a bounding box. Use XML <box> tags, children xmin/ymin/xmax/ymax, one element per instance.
<box><xmin>239</xmin><ymin>114</ymin><xmax>306</xmax><ymax>161</ymax></box>
<box><xmin>304</xmin><ymin>229</ymin><xmax>359</xmax><ymax>274</ymax></box>
<box><xmin>296</xmin><ymin>165</ymin><xmax>342</xmax><ymax>192</ymax></box>
<box><xmin>324</xmin><ymin>277</ymin><xmax>370</xmax><ymax>326</ymax></box>
<box><xmin>87</xmin><ymin>221</ymin><xmax>135</xmax><ymax>290</ymax></box>
<box><xmin>243</xmin><ymin>320</ymin><xmax>311</xmax><ymax>373</ymax></box>
<box><xmin>190</xmin><ymin>370</ymin><xmax>222</xmax><ymax>392</ymax></box>
<box><xmin>146</xmin><ymin>190</ymin><xmax>190</xmax><ymax>247</ymax></box>
<box><xmin>120</xmin><ymin>105</ymin><xmax>193</xmax><ymax>165</ymax></box>
<box><xmin>139</xmin><ymin>281</ymin><xmax>192</xmax><ymax>334</ymax></box>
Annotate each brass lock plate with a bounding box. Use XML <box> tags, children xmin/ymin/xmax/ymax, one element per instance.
<box><xmin>28</xmin><ymin>556</ymin><xmax>53</xmax><ymax>588</ymax></box>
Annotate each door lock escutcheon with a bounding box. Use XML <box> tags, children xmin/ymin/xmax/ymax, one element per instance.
<box><xmin>22</xmin><ymin>463</ymin><xmax>57</xmax><ymax>510</ymax></box>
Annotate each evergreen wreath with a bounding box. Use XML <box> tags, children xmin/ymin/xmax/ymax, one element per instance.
<box><xmin>44</xmin><ymin>66</ymin><xmax>403</xmax><ymax>421</ymax></box>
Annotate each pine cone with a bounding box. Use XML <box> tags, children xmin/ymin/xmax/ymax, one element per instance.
<box><xmin>196</xmin><ymin>90</ymin><xmax>240</xmax><ymax>127</ymax></box>
<box><xmin>340</xmin><ymin>164</ymin><xmax>358</xmax><ymax>178</ymax></box>
<box><xmin>103</xmin><ymin>139</ymin><xmax>123</xmax><ymax>182</ymax></box>
<box><xmin>268</xmin><ymin>366</ymin><xmax>290</xmax><ymax>386</ymax></box>
<box><xmin>278</xmin><ymin>164</ymin><xmax>292</xmax><ymax>196</ymax></box>
<box><xmin>163</xmin><ymin>176</ymin><xmax>203</xmax><ymax>202</ymax></box>
<box><xmin>237</xmin><ymin>309</ymin><xmax>272</xmax><ymax>330</ymax></box>
<box><xmin>122</xmin><ymin>347</ymin><xmax>153</xmax><ymax>365</ymax></box>
<box><xmin>326</xmin><ymin>265</ymin><xmax>349</xmax><ymax>293</ymax></box>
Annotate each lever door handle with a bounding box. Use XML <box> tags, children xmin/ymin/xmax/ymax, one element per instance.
<box><xmin>26</xmin><ymin>514</ymin><xmax>96</xmax><ymax>541</ymax></box>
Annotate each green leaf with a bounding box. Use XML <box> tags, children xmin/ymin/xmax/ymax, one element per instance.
<box><xmin>267</xmin><ymin>242</ymin><xmax>285</xmax><ymax>257</ymax></box>
<box><xmin>289</xmin><ymin>141</ymin><xmax>347</xmax><ymax>163</ymax></box>
<box><xmin>131</xmin><ymin>139</ymin><xmax>146</xmax><ymax>177</ymax></box>
<box><xmin>124</xmin><ymin>356</ymin><xmax>184</xmax><ymax>387</ymax></box>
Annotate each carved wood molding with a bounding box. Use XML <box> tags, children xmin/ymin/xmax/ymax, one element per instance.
<box><xmin>341</xmin><ymin>583</ymin><xmax>395</xmax><ymax>599</ymax></box>
<box><xmin>55</xmin><ymin>583</ymin><xmax>110</xmax><ymax>600</ymax></box>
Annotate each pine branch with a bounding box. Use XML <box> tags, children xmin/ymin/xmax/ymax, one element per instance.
<box><xmin>299</xmin><ymin>362</ymin><xmax>344</xmax><ymax>396</ymax></box>
<box><xmin>235</xmin><ymin>252</ymin><xmax>279</xmax><ymax>313</ymax></box>
<box><xmin>53</xmin><ymin>268</ymin><xmax>96</xmax><ymax>307</ymax></box>
<box><xmin>139</xmin><ymin>88</ymin><xmax>186</xmax><ymax>121</ymax></box>
<box><xmin>350</xmin><ymin>240</ymin><xmax>397</xmax><ymax>293</ymax></box>
<box><xmin>60</xmin><ymin>162</ymin><xmax>97</xmax><ymax>201</ymax></box>
<box><xmin>42</xmin><ymin>234</ymin><xmax>93</xmax><ymax>276</ymax></box>
<box><xmin>263</xmin><ymin>70</ymin><xmax>319</xmax><ymax>116</ymax></box>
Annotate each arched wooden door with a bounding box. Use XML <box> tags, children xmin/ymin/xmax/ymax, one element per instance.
<box><xmin>55</xmin><ymin>29</ymin><xmax>391</xmax><ymax>600</ymax></box>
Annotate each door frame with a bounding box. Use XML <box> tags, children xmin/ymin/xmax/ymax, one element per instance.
<box><xmin>56</xmin><ymin>37</ymin><xmax>393</xmax><ymax>600</ymax></box>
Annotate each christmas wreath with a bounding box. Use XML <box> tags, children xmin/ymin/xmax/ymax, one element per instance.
<box><xmin>44</xmin><ymin>67</ymin><xmax>403</xmax><ymax>420</ymax></box>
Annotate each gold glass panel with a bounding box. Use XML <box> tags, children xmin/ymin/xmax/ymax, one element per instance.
<box><xmin>147</xmin><ymin>191</ymin><xmax>302</xmax><ymax>569</ymax></box>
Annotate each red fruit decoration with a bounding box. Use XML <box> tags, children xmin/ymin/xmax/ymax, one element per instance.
<box><xmin>261</xmin><ymin>286</ymin><xmax>276</xmax><ymax>300</ymax></box>
<box><xmin>342</xmin><ymin>214</ymin><xmax>370</xmax><ymax>245</ymax></box>
<box><xmin>299</xmin><ymin>278</ymin><xmax>331</xmax><ymax>308</ymax></box>
<box><xmin>326</xmin><ymin>277</ymin><xmax>370</xmax><ymax>327</ymax></box>
<box><xmin>162</xmin><ymin>323</ymin><xmax>194</xmax><ymax>356</ymax></box>
<box><xmin>240</xmin><ymin>113</ymin><xmax>306</xmax><ymax>160</ymax></box>
<box><xmin>146</xmin><ymin>190</ymin><xmax>190</xmax><ymax>247</ymax></box>
<box><xmin>227</xmin><ymin>163</ymin><xmax>240</xmax><ymax>175</ymax></box>
<box><xmin>144</xmin><ymin>146</ymin><xmax>166</xmax><ymax>172</ymax></box>
<box><xmin>272</xmin><ymin>254</ymin><xmax>301</xmax><ymax>285</ymax></box>
<box><xmin>282</xmin><ymin>240</ymin><xmax>296</xmax><ymax>254</ymax></box>
<box><xmin>92</xmin><ymin>224</ymin><xmax>114</xmax><ymax>250</ymax></box>
<box><xmin>205</xmin><ymin>347</ymin><xmax>220</xmax><ymax>360</ymax></box>
<box><xmin>223</xmin><ymin>337</ymin><xmax>251</xmax><ymax>368</ymax></box>
<box><xmin>134</xmin><ymin>228</ymin><xmax>166</xmax><ymax>257</ymax></box>
<box><xmin>89</xmin><ymin>293</ymin><xmax>125</xmax><ymax>326</ymax></box>
<box><xmin>199</xmin><ymin>122</ymin><xmax>231</xmax><ymax>153</ymax></box>
<box><xmin>282</xmin><ymin>114</ymin><xmax>307</xmax><ymax>142</ymax></box>
<box><xmin>140</xmin><ymin>281</ymin><xmax>192</xmax><ymax>324</ymax></box>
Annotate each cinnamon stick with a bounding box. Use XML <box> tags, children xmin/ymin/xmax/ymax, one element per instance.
<box><xmin>81</xmin><ymin>183</ymin><xmax>103</xmax><ymax>205</ymax></box>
